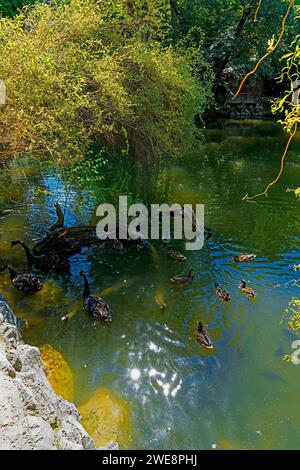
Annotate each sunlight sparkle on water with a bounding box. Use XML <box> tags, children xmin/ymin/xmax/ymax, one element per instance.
<box><xmin>130</xmin><ymin>368</ymin><xmax>141</xmax><ymax>381</ymax></box>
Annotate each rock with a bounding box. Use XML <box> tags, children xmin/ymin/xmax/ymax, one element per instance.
<box><xmin>6</xmin><ymin>350</ymin><xmax>22</xmax><ymax>372</ymax></box>
<box><xmin>79</xmin><ymin>387</ymin><xmax>132</xmax><ymax>449</ymax></box>
<box><xmin>40</xmin><ymin>344</ymin><xmax>75</xmax><ymax>403</ymax></box>
<box><xmin>0</xmin><ymin>296</ymin><xmax>97</xmax><ymax>450</ymax></box>
<box><xmin>0</xmin><ymin>350</ymin><xmax>16</xmax><ymax>378</ymax></box>
<box><xmin>99</xmin><ymin>440</ymin><xmax>119</xmax><ymax>450</ymax></box>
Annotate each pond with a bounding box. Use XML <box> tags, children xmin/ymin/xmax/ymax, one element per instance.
<box><xmin>0</xmin><ymin>119</ymin><xmax>300</xmax><ymax>449</ymax></box>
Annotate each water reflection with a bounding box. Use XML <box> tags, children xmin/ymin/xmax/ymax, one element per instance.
<box><xmin>0</xmin><ymin>120</ymin><xmax>300</xmax><ymax>449</ymax></box>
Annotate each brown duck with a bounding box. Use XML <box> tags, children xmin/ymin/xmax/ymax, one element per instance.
<box><xmin>234</xmin><ymin>254</ymin><xmax>256</xmax><ymax>263</ymax></box>
<box><xmin>168</xmin><ymin>250</ymin><xmax>187</xmax><ymax>262</ymax></box>
<box><xmin>215</xmin><ymin>282</ymin><xmax>230</xmax><ymax>302</ymax></box>
<box><xmin>239</xmin><ymin>280</ymin><xmax>256</xmax><ymax>299</ymax></box>
<box><xmin>195</xmin><ymin>321</ymin><xmax>213</xmax><ymax>349</ymax></box>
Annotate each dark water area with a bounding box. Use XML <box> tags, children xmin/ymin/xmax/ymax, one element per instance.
<box><xmin>0</xmin><ymin>119</ymin><xmax>300</xmax><ymax>449</ymax></box>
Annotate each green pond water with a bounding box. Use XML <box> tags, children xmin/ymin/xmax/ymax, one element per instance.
<box><xmin>1</xmin><ymin>120</ymin><xmax>300</xmax><ymax>449</ymax></box>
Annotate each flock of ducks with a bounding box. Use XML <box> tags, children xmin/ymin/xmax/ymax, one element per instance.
<box><xmin>167</xmin><ymin>251</ymin><xmax>257</xmax><ymax>349</ymax></box>
<box><xmin>0</xmin><ymin>232</ymin><xmax>257</xmax><ymax>349</ymax></box>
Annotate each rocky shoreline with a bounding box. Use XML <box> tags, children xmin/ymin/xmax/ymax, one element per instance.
<box><xmin>0</xmin><ymin>295</ymin><xmax>109</xmax><ymax>450</ymax></box>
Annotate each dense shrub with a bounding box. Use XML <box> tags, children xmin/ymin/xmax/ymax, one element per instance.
<box><xmin>0</xmin><ymin>0</ymin><xmax>213</xmax><ymax>162</ymax></box>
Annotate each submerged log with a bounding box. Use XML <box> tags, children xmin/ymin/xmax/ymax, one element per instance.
<box><xmin>33</xmin><ymin>225</ymin><xmax>104</xmax><ymax>256</ymax></box>
<box><xmin>33</xmin><ymin>203</ymin><xmax>100</xmax><ymax>256</ymax></box>
<box><xmin>33</xmin><ymin>202</ymin><xmax>132</xmax><ymax>256</ymax></box>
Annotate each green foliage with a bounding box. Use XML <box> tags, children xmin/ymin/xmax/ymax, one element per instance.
<box><xmin>64</xmin><ymin>150</ymin><xmax>107</xmax><ymax>188</ymax></box>
<box><xmin>293</xmin><ymin>187</ymin><xmax>300</xmax><ymax>198</ymax></box>
<box><xmin>271</xmin><ymin>5</ymin><xmax>300</xmax><ymax>133</ymax></box>
<box><xmin>0</xmin><ymin>0</ymin><xmax>213</xmax><ymax>162</ymax></box>
<box><xmin>171</xmin><ymin>0</ymin><xmax>298</xmax><ymax>83</ymax></box>
<box><xmin>0</xmin><ymin>0</ymin><xmax>39</xmax><ymax>17</ymax></box>
<box><xmin>284</xmin><ymin>297</ymin><xmax>300</xmax><ymax>333</ymax></box>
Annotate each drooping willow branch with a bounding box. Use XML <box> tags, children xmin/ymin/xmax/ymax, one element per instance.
<box><xmin>254</xmin><ymin>0</ymin><xmax>262</xmax><ymax>22</ymax></box>
<box><xmin>243</xmin><ymin>122</ymin><xmax>298</xmax><ymax>201</ymax></box>
<box><xmin>233</xmin><ymin>0</ymin><xmax>294</xmax><ymax>100</ymax></box>
<box><xmin>232</xmin><ymin>0</ymin><xmax>298</xmax><ymax>201</ymax></box>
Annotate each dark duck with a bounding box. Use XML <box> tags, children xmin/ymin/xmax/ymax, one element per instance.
<box><xmin>11</xmin><ymin>240</ymin><xmax>70</xmax><ymax>272</ymax></box>
<box><xmin>0</xmin><ymin>264</ymin><xmax>43</xmax><ymax>293</ymax></box>
<box><xmin>80</xmin><ymin>271</ymin><xmax>112</xmax><ymax>322</ymax></box>
<box><xmin>195</xmin><ymin>321</ymin><xmax>213</xmax><ymax>349</ymax></box>
<box><xmin>171</xmin><ymin>270</ymin><xmax>193</xmax><ymax>284</ymax></box>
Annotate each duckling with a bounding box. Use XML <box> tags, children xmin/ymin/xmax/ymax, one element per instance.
<box><xmin>239</xmin><ymin>279</ymin><xmax>256</xmax><ymax>299</ymax></box>
<box><xmin>80</xmin><ymin>271</ymin><xmax>112</xmax><ymax>322</ymax></box>
<box><xmin>215</xmin><ymin>282</ymin><xmax>230</xmax><ymax>302</ymax></box>
<box><xmin>234</xmin><ymin>253</ymin><xmax>256</xmax><ymax>263</ymax></box>
<box><xmin>168</xmin><ymin>249</ymin><xmax>187</xmax><ymax>262</ymax></box>
<box><xmin>11</xmin><ymin>240</ymin><xmax>69</xmax><ymax>272</ymax></box>
<box><xmin>171</xmin><ymin>270</ymin><xmax>193</xmax><ymax>284</ymax></box>
<box><xmin>195</xmin><ymin>321</ymin><xmax>213</xmax><ymax>349</ymax></box>
<box><xmin>0</xmin><ymin>264</ymin><xmax>43</xmax><ymax>293</ymax></box>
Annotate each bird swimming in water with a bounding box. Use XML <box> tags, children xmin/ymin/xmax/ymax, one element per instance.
<box><xmin>0</xmin><ymin>209</ymin><xmax>13</xmax><ymax>218</ymax></box>
<box><xmin>168</xmin><ymin>249</ymin><xmax>187</xmax><ymax>262</ymax></box>
<box><xmin>234</xmin><ymin>253</ymin><xmax>256</xmax><ymax>263</ymax></box>
<box><xmin>171</xmin><ymin>270</ymin><xmax>193</xmax><ymax>284</ymax></box>
<box><xmin>0</xmin><ymin>264</ymin><xmax>43</xmax><ymax>293</ymax></box>
<box><xmin>239</xmin><ymin>279</ymin><xmax>256</xmax><ymax>299</ymax></box>
<box><xmin>215</xmin><ymin>282</ymin><xmax>230</xmax><ymax>302</ymax></box>
<box><xmin>80</xmin><ymin>271</ymin><xmax>112</xmax><ymax>322</ymax></box>
<box><xmin>195</xmin><ymin>321</ymin><xmax>213</xmax><ymax>349</ymax></box>
<box><xmin>11</xmin><ymin>240</ymin><xmax>69</xmax><ymax>272</ymax></box>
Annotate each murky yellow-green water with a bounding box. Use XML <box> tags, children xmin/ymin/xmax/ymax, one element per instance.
<box><xmin>1</xmin><ymin>120</ymin><xmax>300</xmax><ymax>449</ymax></box>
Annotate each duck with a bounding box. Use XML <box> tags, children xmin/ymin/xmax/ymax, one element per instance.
<box><xmin>195</xmin><ymin>321</ymin><xmax>213</xmax><ymax>349</ymax></box>
<box><xmin>0</xmin><ymin>264</ymin><xmax>43</xmax><ymax>293</ymax></box>
<box><xmin>171</xmin><ymin>270</ymin><xmax>193</xmax><ymax>284</ymax></box>
<box><xmin>168</xmin><ymin>249</ymin><xmax>187</xmax><ymax>262</ymax></box>
<box><xmin>215</xmin><ymin>282</ymin><xmax>230</xmax><ymax>302</ymax></box>
<box><xmin>239</xmin><ymin>279</ymin><xmax>256</xmax><ymax>299</ymax></box>
<box><xmin>0</xmin><ymin>209</ymin><xmax>13</xmax><ymax>218</ymax></box>
<box><xmin>234</xmin><ymin>253</ymin><xmax>256</xmax><ymax>263</ymax></box>
<box><xmin>80</xmin><ymin>271</ymin><xmax>112</xmax><ymax>322</ymax></box>
<box><xmin>11</xmin><ymin>240</ymin><xmax>70</xmax><ymax>272</ymax></box>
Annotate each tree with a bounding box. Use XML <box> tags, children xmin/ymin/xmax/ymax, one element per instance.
<box><xmin>0</xmin><ymin>0</ymin><xmax>214</xmax><ymax>161</ymax></box>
